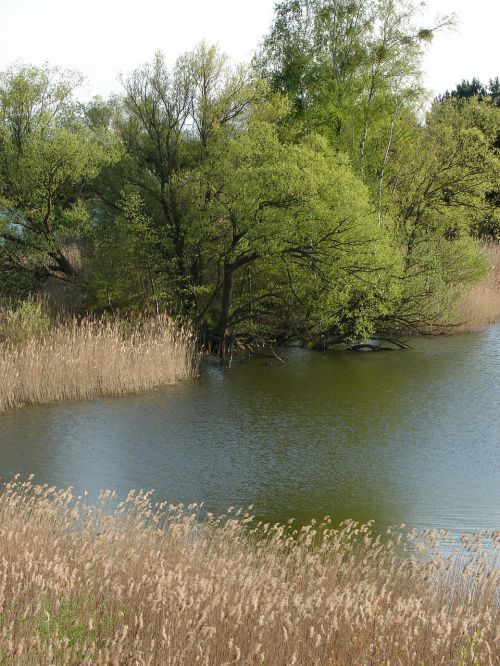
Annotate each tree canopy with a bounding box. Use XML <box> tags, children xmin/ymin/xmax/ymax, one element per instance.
<box><xmin>1</xmin><ymin>1</ymin><xmax>498</xmax><ymax>351</ymax></box>
<box><xmin>0</xmin><ymin>65</ymin><xmax>118</xmax><ymax>294</ymax></box>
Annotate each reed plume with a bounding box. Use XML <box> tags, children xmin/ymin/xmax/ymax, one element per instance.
<box><xmin>0</xmin><ymin>478</ymin><xmax>497</xmax><ymax>665</ymax></box>
<box><xmin>0</xmin><ymin>314</ymin><xmax>198</xmax><ymax>413</ymax></box>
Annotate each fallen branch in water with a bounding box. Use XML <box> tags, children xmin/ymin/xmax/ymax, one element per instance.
<box><xmin>370</xmin><ymin>337</ymin><xmax>413</xmax><ymax>350</ymax></box>
<box><xmin>348</xmin><ymin>337</ymin><xmax>413</xmax><ymax>352</ymax></box>
<box><xmin>348</xmin><ymin>343</ymin><xmax>394</xmax><ymax>352</ymax></box>
<box><xmin>249</xmin><ymin>348</ymin><xmax>286</xmax><ymax>365</ymax></box>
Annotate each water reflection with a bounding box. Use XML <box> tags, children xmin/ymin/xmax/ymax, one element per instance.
<box><xmin>1</xmin><ymin>326</ymin><xmax>499</xmax><ymax>536</ymax></box>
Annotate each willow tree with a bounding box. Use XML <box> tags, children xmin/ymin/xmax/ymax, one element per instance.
<box><xmin>117</xmin><ymin>45</ymin><xmax>267</xmax><ymax>314</ymax></box>
<box><xmin>93</xmin><ymin>45</ymin><xmax>395</xmax><ymax>345</ymax></box>
<box><xmin>191</xmin><ymin>114</ymin><xmax>393</xmax><ymax>349</ymax></box>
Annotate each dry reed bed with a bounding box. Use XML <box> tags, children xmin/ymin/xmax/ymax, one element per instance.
<box><xmin>457</xmin><ymin>243</ymin><xmax>500</xmax><ymax>332</ymax></box>
<box><xmin>0</xmin><ymin>480</ymin><xmax>498</xmax><ymax>665</ymax></box>
<box><xmin>0</xmin><ymin>315</ymin><xmax>198</xmax><ymax>413</ymax></box>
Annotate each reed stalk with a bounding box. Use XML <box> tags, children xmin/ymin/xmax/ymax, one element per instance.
<box><xmin>456</xmin><ymin>243</ymin><xmax>500</xmax><ymax>332</ymax></box>
<box><xmin>0</xmin><ymin>315</ymin><xmax>198</xmax><ymax>413</ymax></box>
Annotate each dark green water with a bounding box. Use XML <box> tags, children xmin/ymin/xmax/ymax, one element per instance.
<box><xmin>0</xmin><ymin>326</ymin><xmax>499</xmax><ymax>536</ymax></box>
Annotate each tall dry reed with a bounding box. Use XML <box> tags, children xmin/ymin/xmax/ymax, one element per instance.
<box><xmin>456</xmin><ymin>243</ymin><xmax>500</xmax><ymax>332</ymax></box>
<box><xmin>0</xmin><ymin>315</ymin><xmax>198</xmax><ymax>413</ymax></box>
<box><xmin>0</xmin><ymin>478</ymin><xmax>498</xmax><ymax>665</ymax></box>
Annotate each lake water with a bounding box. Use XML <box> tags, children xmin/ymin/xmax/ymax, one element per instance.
<box><xmin>1</xmin><ymin>326</ymin><xmax>499</xmax><ymax>536</ymax></box>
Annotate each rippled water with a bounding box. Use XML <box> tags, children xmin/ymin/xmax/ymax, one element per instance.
<box><xmin>1</xmin><ymin>326</ymin><xmax>499</xmax><ymax>535</ymax></box>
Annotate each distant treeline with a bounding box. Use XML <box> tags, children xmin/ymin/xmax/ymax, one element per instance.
<box><xmin>1</xmin><ymin>0</ymin><xmax>499</xmax><ymax>351</ymax></box>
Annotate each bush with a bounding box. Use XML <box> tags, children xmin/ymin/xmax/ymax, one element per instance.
<box><xmin>0</xmin><ymin>299</ymin><xmax>52</xmax><ymax>344</ymax></box>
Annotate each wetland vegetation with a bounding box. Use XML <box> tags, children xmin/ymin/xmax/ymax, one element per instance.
<box><xmin>0</xmin><ymin>479</ymin><xmax>498</xmax><ymax>666</ymax></box>
<box><xmin>0</xmin><ymin>1</ymin><xmax>499</xmax><ymax>664</ymax></box>
<box><xmin>0</xmin><ymin>309</ymin><xmax>197</xmax><ymax>413</ymax></box>
<box><xmin>0</xmin><ymin>1</ymin><xmax>499</xmax><ymax>358</ymax></box>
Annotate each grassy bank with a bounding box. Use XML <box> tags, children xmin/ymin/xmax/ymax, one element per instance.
<box><xmin>0</xmin><ymin>313</ymin><xmax>198</xmax><ymax>413</ymax></box>
<box><xmin>0</xmin><ymin>480</ymin><xmax>497</xmax><ymax>665</ymax></box>
<box><xmin>456</xmin><ymin>243</ymin><xmax>500</xmax><ymax>332</ymax></box>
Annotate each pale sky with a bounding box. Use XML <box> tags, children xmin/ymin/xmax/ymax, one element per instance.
<box><xmin>0</xmin><ymin>0</ymin><xmax>498</xmax><ymax>100</ymax></box>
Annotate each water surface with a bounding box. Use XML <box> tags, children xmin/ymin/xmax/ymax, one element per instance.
<box><xmin>1</xmin><ymin>326</ymin><xmax>499</xmax><ymax>535</ymax></box>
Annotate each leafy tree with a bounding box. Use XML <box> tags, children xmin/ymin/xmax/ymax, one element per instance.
<box><xmin>79</xmin><ymin>192</ymin><xmax>164</xmax><ymax>313</ymax></box>
<box><xmin>1</xmin><ymin>40</ymin><xmax>496</xmax><ymax>348</ymax></box>
<box><xmin>258</xmin><ymin>0</ymin><xmax>372</xmax><ymax>131</ymax></box>
<box><xmin>115</xmin><ymin>46</ymin><xmax>267</xmax><ymax>313</ymax></box>
<box><xmin>193</xmin><ymin>119</ymin><xmax>393</xmax><ymax>347</ymax></box>
<box><xmin>258</xmin><ymin>2</ymin><xmax>493</xmax><ymax>335</ymax></box>
<box><xmin>0</xmin><ymin>64</ymin><xmax>118</xmax><ymax>295</ymax></box>
<box><xmin>437</xmin><ymin>79</ymin><xmax>500</xmax><ymax>239</ymax></box>
<box><xmin>92</xmin><ymin>46</ymin><xmax>393</xmax><ymax>346</ymax></box>
<box><xmin>258</xmin><ymin>0</ymin><xmax>451</xmax><ymax>184</ymax></box>
<box><xmin>380</xmin><ymin>101</ymin><xmax>497</xmax><ymax>330</ymax></box>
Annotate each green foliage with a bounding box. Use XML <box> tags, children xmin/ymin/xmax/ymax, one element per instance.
<box><xmin>436</xmin><ymin>85</ymin><xmax>500</xmax><ymax>240</ymax></box>
<box><xmin>0</xmin><ymin>63</ymin><xmax>119</xmax><ymax>293</ymax></box>
<box><xmin>439</xmin><ymin>76</ymin><xmax>500</xmax><ymax>104</ymax></box>
<box><xmin>256</xmin><ymin>1</ymin><xmax>490</xmax><ymax>335</ymax></box>
<box><xmin>0</xmin><ymin>19</ymin><xmax>496</xmax><ymax>346</ymax></box>
<box><xmin>0</xmin><ymin>299</ymin><xmax>52</xmax><ymax>343</ymax></box>
<box><xmin>195</xmin><ymin>123</ymin><xmax>392</xmax><ymax>339</ymax></box>
<box><xmin>257</xmin><ymin>0</ymin><xmax>452</xmax><ymax>179</ymax></box>
<box><xmin>81</xmin><ymin>192</ymin><xmax>170</xmax><ymax>313</ymax></box>
<box><xmin>37</xmin><ymin>596</ymin><xmax>115</xmax><ymax>653</ymax></box>
<box><xmin>375</xmin><ymin>97</ymin><xmax>496</xmax><ymax>330</ymax></box>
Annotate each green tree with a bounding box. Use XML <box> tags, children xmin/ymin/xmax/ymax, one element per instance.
<box><xmin>115</xmin><ymin>46</ymin><xmax>266</xmax><ymax>313</ymax></box>
<box><xmin>79</xmin><ymin>192</ymin><xmax>164</xmax><ymax>313</ymax></box>
<box><xmin>101</xmin><ymin>46</ymin><xmax>394</xmax><ymax>347</ymax></box>
<box><xmin>437</xmin><ymin>79</ymin><xmax>500</xmax><ymax>239</ymax></box>
<box><xmin>258</xmin><ymin>0</ymin><xmax>451</xmax><ymax>183</ymax></box>
<box><xmin>258</xmin><ymin>1</ymin><xmax>493</xmax><ymax>335</ymax></box>
<box><xmin>0</xmin><ymin>64</ymin><xmax>118</xmax><ymax>295</ymax></box>
<box><xmin>380</xmin><ymin>100</ymin><xmax>497</xmax><ymax>331</ymax></box>
<box><xmin>192</xmin><ymin>118</ymin><xmax>393</xmax><ymax>348</ymax></box>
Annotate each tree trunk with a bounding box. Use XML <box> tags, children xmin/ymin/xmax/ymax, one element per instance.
<box><xmin>378</xmin><ymin>97</ymin><xmax>400</xmax><ymax>225</ymax></box>
<box><xmin>211</xmin><ymin>261</ymin><xmax>234</xmax><ymax>356</ymax></box>
<box><xmin>48</xmin><ymin>250</ymin><xmax>78</xmax><ymax>280</ymax></box>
